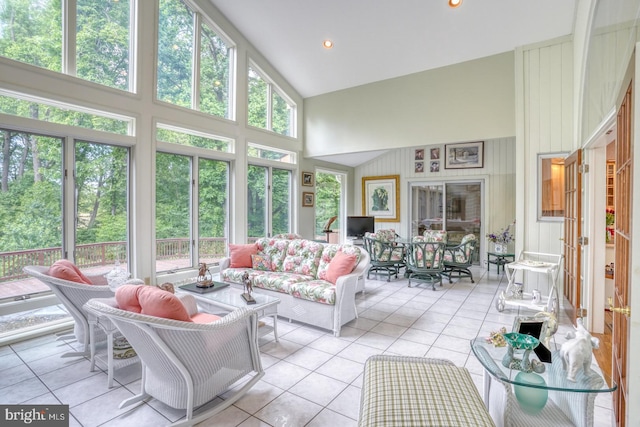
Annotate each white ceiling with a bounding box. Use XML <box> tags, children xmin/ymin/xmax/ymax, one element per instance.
<box><xmin>208</xmin><ymin>0</ymin><xmax>577</xmax><ymax>166</ymax></box>
<box><xmin>209</xmin><ymin>0</ymin><xmax>577</xmax><ymax>99</ymax></box>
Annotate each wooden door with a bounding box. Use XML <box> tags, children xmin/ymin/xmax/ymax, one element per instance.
<box><xmin>612</xmin><ymin>81</ymin><xmax>632</xmax><ymax>427</ymax></box>
<box><xmin>563</xmin><ymin>149</ymin><xmax>582</xmax><ymax>323</ymax></box>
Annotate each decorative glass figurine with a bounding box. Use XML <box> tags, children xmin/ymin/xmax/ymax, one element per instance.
<box><xmin>502</xmin><ymin>332</ymin><xmax>540</xmax><ymax>372</ymax></box>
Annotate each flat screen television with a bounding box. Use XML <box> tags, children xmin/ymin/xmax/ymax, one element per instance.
<box><xmin>346</xmin><ymin>216</ymin><xmax>375</xmax><ymax>238</ymax></box>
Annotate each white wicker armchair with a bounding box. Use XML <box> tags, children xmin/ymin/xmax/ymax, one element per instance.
<box><xmin>23</xmin><ymin>265</ymin><xmax>114</xmax><ymax>357</ymax></box>
<box><xmin>84</xmin><ymin>297</ymin><xmax>264</xmax><ymax>427</ymax></box>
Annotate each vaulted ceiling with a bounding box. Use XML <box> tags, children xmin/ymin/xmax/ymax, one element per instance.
<box><xmin>209</xmin><ymin>0</ymin><xmax>577</xmax><ymax>99</ymax></box>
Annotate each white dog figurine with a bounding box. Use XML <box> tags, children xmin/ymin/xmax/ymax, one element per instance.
<box><xmin>559</xmin><ymin>318</ymin><xmax>600</xmax><ymax>382</ymax></box>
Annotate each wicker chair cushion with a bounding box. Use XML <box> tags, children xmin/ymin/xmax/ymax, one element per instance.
<box><xmin>190</xmin><ymin>312</ymin><xmax>221</xmax><ymax>324</ymax></box>
<box><xmin>48</xmin><ymin>259</ymin><xmax>92</xmax><ymax>285</ymax></box>
<box><xmin>229</xmin><ymin>243</ymin><xmax>258</xmax><ymax>268</ymax></box>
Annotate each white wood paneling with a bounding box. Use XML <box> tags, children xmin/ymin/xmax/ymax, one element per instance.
<box><xmin>354</xmin><ymin>138</ymin><xmax>516</xmax><ymax>253</ymax></box>
<box><xmin>516</xmin><ymin>37</ymin><xmax>574</xmax><ymax>292</ymax></box>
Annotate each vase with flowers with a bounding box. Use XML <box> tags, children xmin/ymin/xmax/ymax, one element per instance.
<box><xmin>606</xmin><ymin>209</ymin><xmax>615</xmax><ymax>244</ymax></box>
<box><xmin>487</xmin><ymin>221</ymin><xmax>515</xmax><ymax>254</ymax></box>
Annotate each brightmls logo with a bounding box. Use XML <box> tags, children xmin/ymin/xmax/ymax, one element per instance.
<box><xmin>1</xmin><ymin>405</ymin><xmax>68</xmax><ymax>426</ymax></box>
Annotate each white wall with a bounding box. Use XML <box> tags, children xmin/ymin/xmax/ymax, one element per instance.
<box><xmin>353</xmin><ymin>138</ymin><xmax>516</xmax><ymax>258</ymax></box>
<box><xmin>514</xmin><ymin>36</ymin><xmax>574</xmax><ymax>295</ymax></box>
<box><xmin>304</xmin><ymin>52</ymin><xmax>516</xmax><ymax>158</ymax></box>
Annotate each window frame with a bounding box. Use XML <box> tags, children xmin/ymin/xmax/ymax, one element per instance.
<box><xmin>247</xmin><ymin>60</ymin><xmax>297</xmax><ymax>137</ymax></box>
<box><xmin>155</xmin><ymin>126</ymin><xmax>233</xmax><ymax>274</ymax></box>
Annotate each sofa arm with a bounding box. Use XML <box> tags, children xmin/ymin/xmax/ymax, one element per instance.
<box><xmin>219</xmin><ymin>257</ymin><xmax>230</xmax><ymax>272</ymax></box>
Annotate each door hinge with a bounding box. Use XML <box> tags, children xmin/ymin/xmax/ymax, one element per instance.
<box><xmin>578</xmin><ymin>164</ymin><xmax>589</xmax><ymax>173</ymax></box>
<box><xmin>578</xmin><ymin>236</ymin><xmax>589</xmax><ymax>245</ymax></box>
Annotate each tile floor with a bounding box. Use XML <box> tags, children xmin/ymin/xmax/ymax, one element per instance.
<box><xmin>0</xmin><ymin>267</ymin><xmax>614</xmax><ymax>426</ymax></box>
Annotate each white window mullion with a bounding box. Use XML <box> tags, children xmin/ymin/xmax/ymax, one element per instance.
<box><xmin>66</xmin><ymin>138</ymin><xmax>77</xmax><ymax>261</ymax></box>
<box><xmin>62</xmin><ymin>0</ymin><xmax>77</xmax><ymax>76</ymax></box>
<box><xmin>266</xmin><ymin>84</ymin><xmax>273</xmax><ymax>131</ymax></box>
<box><xmin>191</xmin><ymin>156</ymin><xmax>199</xmax><ymax>267</ymax></box>
<box><xmin>192</xmin><ymin>12</ymin><xmax>201</xmax><ymax>110</ymax></box>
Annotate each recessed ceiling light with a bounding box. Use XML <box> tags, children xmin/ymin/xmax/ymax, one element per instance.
<box><xmin>449</xmin><ymin>0</ymin><xmax>462</xmax><ymax>8</ymax></box>
<box><xmin>322</xmin><ymin>40</ymin><xmax>334</xmax><ymax>49</ymax></box>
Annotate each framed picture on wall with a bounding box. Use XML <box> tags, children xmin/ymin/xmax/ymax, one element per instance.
<box><xmin>415</xmin><ymin>149</ymin><xmax>425</xmax><ymax>160</ymax></box>
<box><xmin>430</xmin><ymin>147</ymin><xmax>440</xmax><ymax>160</ymax></box>
<box><xmin>302</xmin><ymin>192</ymin><xmax>314</xmax><ymax>207</ymax></box>
<box><xmin>430</xmin><ymin>161</ymin><xmax>440</xmax><ymax>172</ymax></box>
<box><xmin>302</xmin><ymin>171</ymin><xmax>314</xmax><ymax>186</ymax></box>
<box><xmin>444</xmin><ymin>141</ymin><xmax>484</xmax><ymax>169</ymax></box>
<box><xmin>362</xmin><ymin>175</ymin><xmax>400</xmax><ymax>222</ymax></box>
<box><xmin>415</xmin><ymin>162</ymin><xmax>424</xmax><ymax>173</ymax></box>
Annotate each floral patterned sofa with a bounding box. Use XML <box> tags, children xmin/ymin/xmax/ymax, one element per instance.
<box><xmin>219</xmin><ymin>237</ymin><xmax>370</xmax><ymax>336</ymax></box>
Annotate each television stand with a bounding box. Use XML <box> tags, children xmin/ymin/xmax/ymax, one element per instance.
<box><xmin>346</xmin><ymin>236</ymin><xmax>364</xmax><ymax>246</ymax></box>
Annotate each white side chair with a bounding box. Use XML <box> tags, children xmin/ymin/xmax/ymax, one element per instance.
<box><xmin>85</xmin><ymin>297</ymin><xmax>264</xmax><ymax>427</ymax></box>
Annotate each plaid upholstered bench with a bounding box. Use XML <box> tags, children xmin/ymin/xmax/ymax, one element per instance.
<box><xmin>359</xmin><ymin>355</ymin><xmax>495</xmax><ymax>427</ymax></box>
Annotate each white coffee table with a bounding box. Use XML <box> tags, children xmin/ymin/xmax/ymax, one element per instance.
<box><xmin>178</xmin><ymin>283</ymin><xmax>280</xmax><ymax>341</ymax></box>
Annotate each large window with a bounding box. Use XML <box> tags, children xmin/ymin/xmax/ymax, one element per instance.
<box><xmin>0</xmin><ymin>0</ymin><xmax>133</xmax><ymax>91</ymax></box>
<box><xmin>247</xmin><ymin>165</ymin><xmax>291</xmax><ymax>241</ymax></box>
<box><xmin>155</xmin><ymin>150</ymin><xmax>229</xmax><ymax>274</ymax></box>
<box><xmin>157</xmin><ymin>0</ymin><xmax>234</xmax><ymax>119</ymax></box>
<box><xmin>248</xmin><ymin>64</ymin><xmax>296</xmax><ymax>137</ymax></box>
<box><xmin>75</xmin><ymin>141</ymin><xmax>129</xmax><ymax>266</ymax></box>
<box><xmin>0</xmin><ymin>128</ymin><xmax>130</xmax><ymax>339</ymax></box>
<box><xmin>0</xmin><ymin>92</ymin><xmax>133</xmax><ymax>135</ymax></box>
<box><xmin>410</xmin><ymin>180</ymin><xmax>483</xmax><ymax>247</ymax></box>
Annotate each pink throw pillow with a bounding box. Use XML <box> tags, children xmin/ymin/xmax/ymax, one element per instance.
<box><xmin>191</xmin><ymin>313</ymin><xmax>221</xmax><ymax>324</ymax></box>
<box><xmin>325</xmin><ymin>250</ymin><xmax>357</xmax><ymax>285</ymax></box>
<box><xmin>115</xmin><ymin>284</ymin><xmax>143</xmax><ymax>313</ymax></box>
<box><xmin>137</xmin><ymin>286</ymin><xmax>192</xmax><ymax>322</ymax></box>
<box><xmin>116</xmin><ymin>285</ymin><xmax>192</xmax><ymax>322</ymax></box>
<box><xmin>47</xmin><ymin>259</ymin><xmax>92</xmax><ymax>285</ymax></box>
<box><xmin>229</xmin><ymin>244</ymin><xmax>259</xmax><ymax>268</ymax></box>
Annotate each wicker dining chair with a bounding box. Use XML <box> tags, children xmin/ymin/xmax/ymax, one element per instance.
<box><xmin>405</xmin><ymin>240</ymin><xmax>446</xmax><ymax>290</ymax></box>
<box><xmin>442</xmin><ymin>234</ymin><xmax>478</xmax><ymax>283</ymax></box>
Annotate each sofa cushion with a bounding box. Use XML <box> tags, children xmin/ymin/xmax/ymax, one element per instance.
<box><xmin>282</xmin><ymin>239</ymin><xmax>323</xmax><ymax>277</ymax></box>
<box><xmin>289</xmin><ymin>280</ymin><xmax>336</xmax><ymax>305</ymax></box>
<box><xmin>48</xmin><ymin>259</ymin><xmax>93</xmax><ymax>285</ymax></box>
<box><xmin>221</xmin><ymin>268</ymin><xmax>260</xmax><ymax>284</ymax></box>
<box><xmin>317</xmin><ymin>245</ymin><xmax>362</xmax><ymax>282</ymax></box>
<box><xmin>116</xmin><ymin>285</ymin><xmax>192</xmax><ymax>322</ymax></box>
<box><xmin>325</xmin><ymin>250</ymin><xmax>358</xmax><ymax>284</ymax></box>
<box><xmin>255</xmin><ymin>238</ymin><xmax>290</xmax><ymax>271</ymax></box>
<box><xmin>252</xmin><ymin>271</ymin><xmax>309</xmax><ymax>294</ymax></box>
<box><xmin>252</xmin><ymin>254</ymin><xmax>272</xmax><ymax>271</ymax></box>
<box><xmin>229</xmin><ymin>243</ymin><xmax>258</xmax><ymax>268</ymax></box>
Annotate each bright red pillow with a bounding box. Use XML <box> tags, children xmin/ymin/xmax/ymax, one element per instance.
<box><xmin>325</xmin><ymin>250</ymin><xmax>357</xmax><ymax>285</ymax></box>
<box><xmin>229</xmin><ymin>243</ymin><xmax>258</xmax><ymax>268</ymax></box>
<box><xmin>47</xmin><ymin>259</ymin><xmax>92</xmax><ymax>285</ymax></box>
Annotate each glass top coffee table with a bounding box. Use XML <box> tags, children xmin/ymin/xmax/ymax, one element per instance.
<box><xmin>470</xmin><ymin>337</ymin><xmax>616</xmax><ymax>423</ymax></box>
<box><xmin>178</xmin><ymin>281</ymin><xmax>280</xmax><ymax>341</ymax></box>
